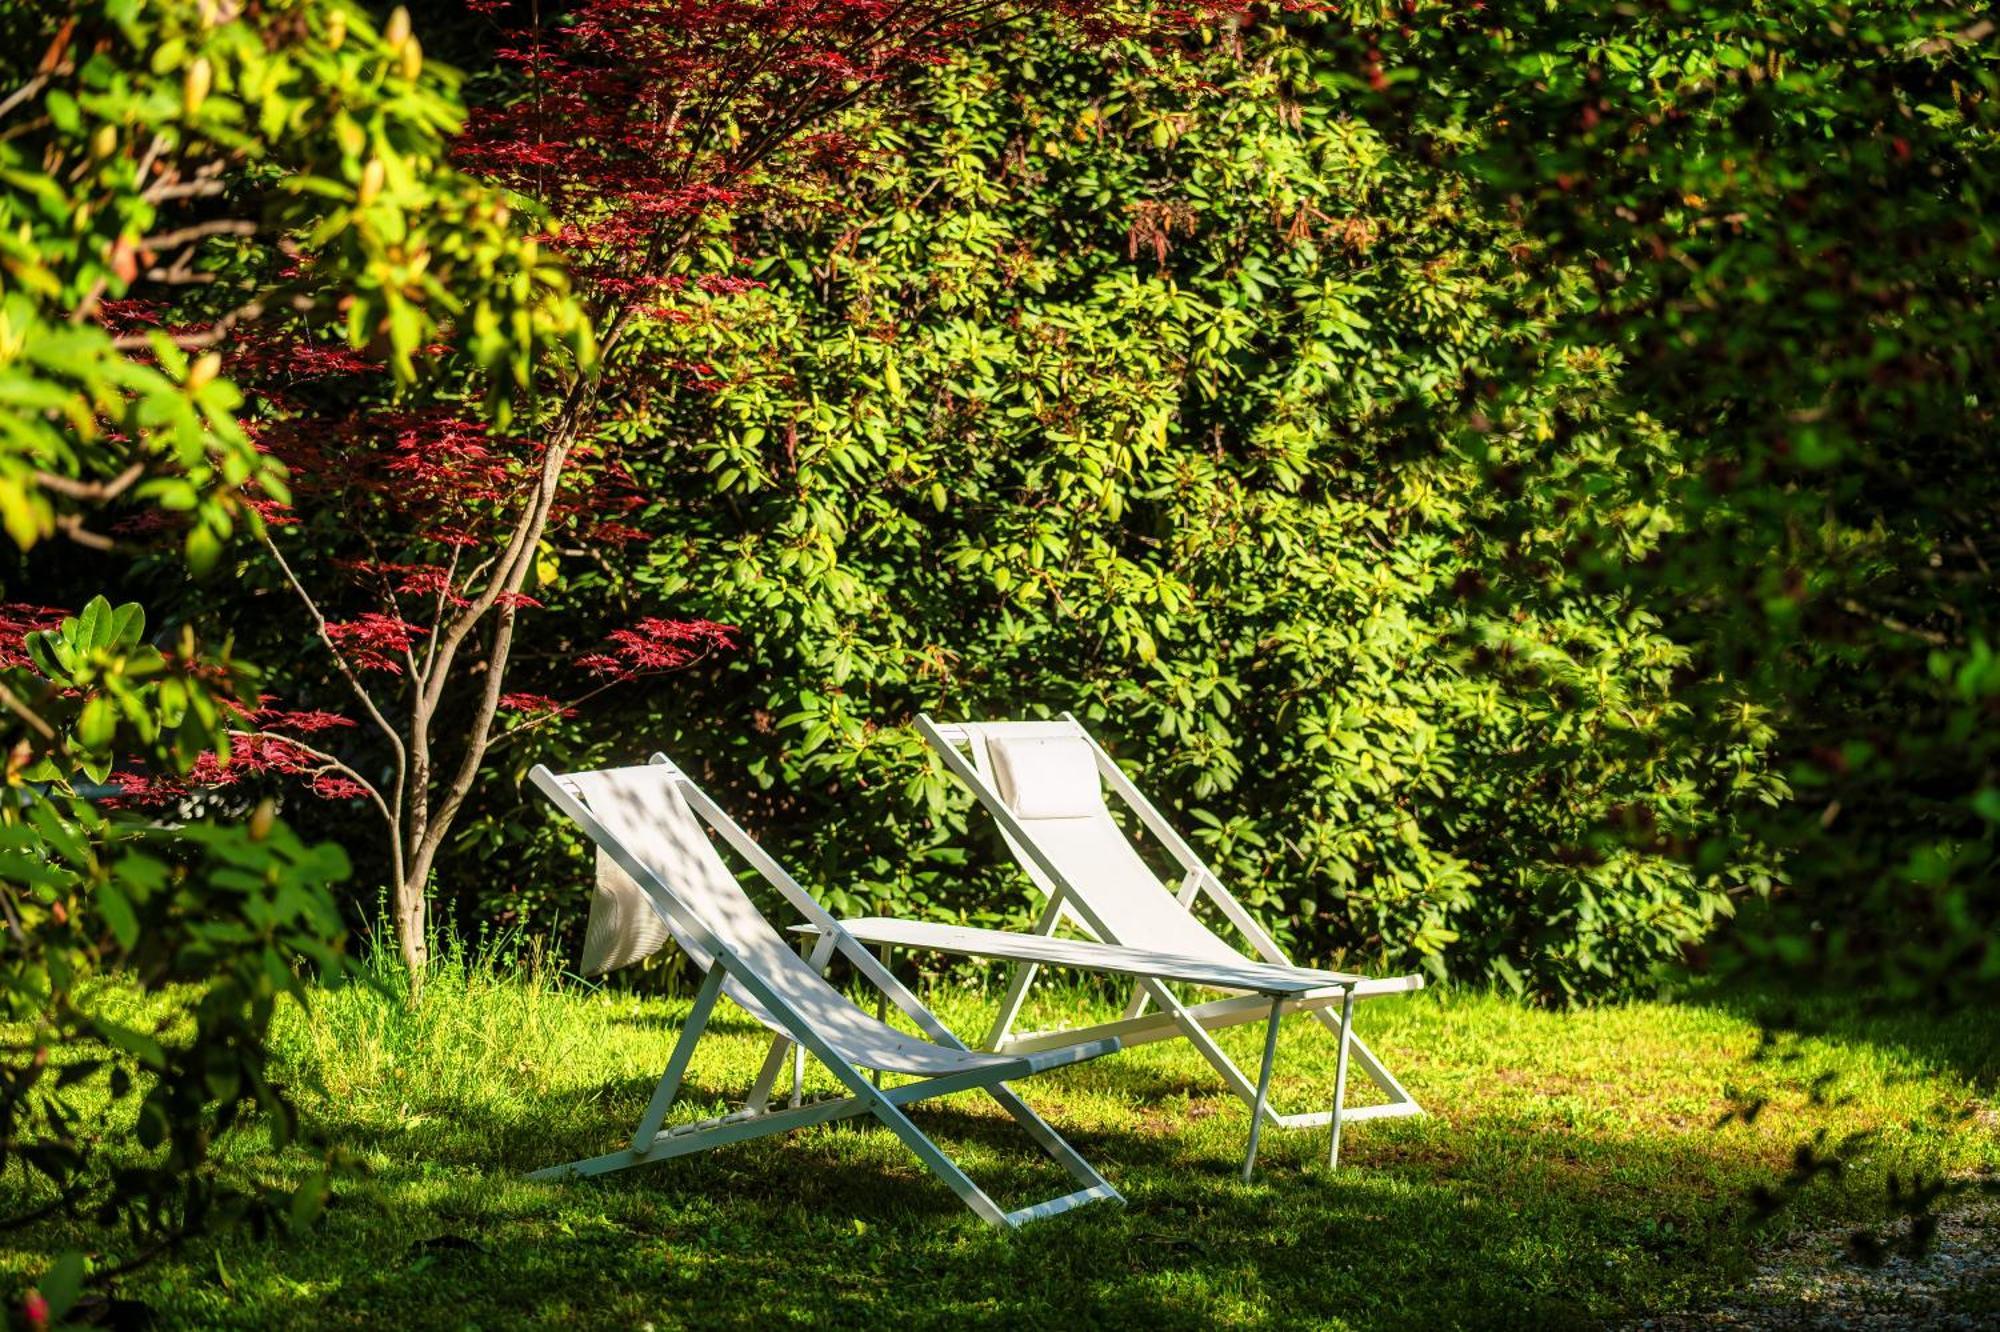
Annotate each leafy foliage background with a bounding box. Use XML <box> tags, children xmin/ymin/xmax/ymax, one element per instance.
<box><xmin>8</xmin><ymin>1</ymin><xmax>1993</xmax><ymax>1309</ymax></box>
<box><xmin>398</xmin><ymin>27</ymin><xmax>1785</xmax><ymax>1002</ymax></box>
<box><xmin>23</xmin><ymin>4</ymin><xmax>1993</xmax><ymax>1015</ymax></box>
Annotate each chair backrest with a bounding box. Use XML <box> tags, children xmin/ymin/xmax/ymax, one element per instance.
<box><xmin>921</xmin><ymin>717</ymin><xmax>1244</xmax><ymax>965</ymax></box>
<box><xmin>532</xmin><ymin>759</ymin><xmax>929</xmax><ymax>1064</ymax></box>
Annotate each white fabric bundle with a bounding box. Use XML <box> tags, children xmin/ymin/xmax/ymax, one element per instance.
<box><xmin>579</xmin><ymin>845</ymin><xmax>674</xmax><ymax>976</ymax></box>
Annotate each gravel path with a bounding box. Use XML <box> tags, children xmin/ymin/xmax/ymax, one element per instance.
<box><xmin>1628</xmin><ymin>1185</ymin><xmax>1999</xmax><ymax>1330</ymax></box>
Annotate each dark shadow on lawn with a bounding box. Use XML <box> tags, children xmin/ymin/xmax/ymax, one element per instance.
<box><xmin>604</xmin><ymin>1009</ymin><xmax>773</xmax><ymax>1038</ymax></box>
<box><xmin>322</xmin><ymin>1068</ymin><xmax>1160</xmax><ymax>1179</ymax></box>
<box><xmin>1679</xmin><ymin>978</ymin><xmax>1999</xmax><ymax>1094</ymax></box>
<box><xmin>195</xmin><ymin>1068</ymin><xmax>1770</xmax><ymax>1332</ymax></box>
<box><xmin>1053</xmin><ymin>1055</ymin><xmax>1400</xmax><ymax>1113</ymax></box>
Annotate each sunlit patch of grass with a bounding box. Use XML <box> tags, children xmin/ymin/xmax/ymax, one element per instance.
<box><xmin>3</xmin><ymin>952</ymin><xmax>1994</xmax><ymax>1330</ymax></box>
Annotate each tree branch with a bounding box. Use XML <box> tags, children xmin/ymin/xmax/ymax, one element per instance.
<box><xmin>52</xmin><ymin>514</ymin><xmax>115</xmax><ymax>550</ymax></box>
<box><xmin>228</xmin><ymin>730</ymin><xmax>397</xmax><ymax>843</ymax></box>
<box><xmin>484</xmin><ymin>644</ymin><xmax>726</xmax><ymax>753</ymax></box>
<box><xmin>0</xmin><ymin>683</ymin><xmax>57</xmax><ymax>743</ymax></box>
<box><xmin>0</xmin><ymin>75</ymin><xmax>48</xmax><ymax>124</ymax></box>
<box><xmin>141</xmin><ymin>218</ymin><xmax>260</xmax><ymax>251</ymax></box>
<box><xmin>31</xmin><ymin>461</ymin><xmax>145</xmax><ymax>503</ymax></box>
<box><xmin>257</xmin><ymin>531</ymin><xmax>410</xmax><ymax>778</ymax></box>
<box><xmin>415</xmin><ymin>602</ymin><xmax>521</xmax><ymax>870</ymax></box>
<box><xmin>143</xmin><ymin>178</ymin><xmax>228</xmax><ymax>202</ymax></box>
<box><xmin>111</xmin><ymin>294</ymin><xmax>269</xmax><ymax>350</ymax></box>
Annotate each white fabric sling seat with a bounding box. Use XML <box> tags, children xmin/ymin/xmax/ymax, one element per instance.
<box><xmin>528</xmin><ymin>755</ymin><xmax>1123</xmax><ymax>1229</ymax></box>
<box><xmin>813</xmin><ymin>714</ymin><xmax>1426</xmax><ymax>1179</ymax></box>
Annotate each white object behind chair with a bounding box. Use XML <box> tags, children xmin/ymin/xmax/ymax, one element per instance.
<box><xmin>580</xmin><ymin>847</ymin><xmax>673</xmax><ymax>976</ymax></box>
<box><xmin>566</xmin><ymin>765</ymin><xmax>1013</xmax><ymax>1077</ymax></box>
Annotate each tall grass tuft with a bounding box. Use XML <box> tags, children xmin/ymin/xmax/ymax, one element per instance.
<box><xmin>268</xmin><ymin>913</ymin><xmax>609</xmax><ymax>1151</ymax></box>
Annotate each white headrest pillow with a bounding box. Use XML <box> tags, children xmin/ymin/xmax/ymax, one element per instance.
<box><xmin>987</xmin><ymin>735</ymin><xmax>1106</xmax><ymax>821</ymax></box>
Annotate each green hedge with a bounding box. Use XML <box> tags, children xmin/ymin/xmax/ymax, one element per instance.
<box><xmin>453</xmin><ymin>28</ymin><xmax>1779</xmax><ymax>1001</ymax></box>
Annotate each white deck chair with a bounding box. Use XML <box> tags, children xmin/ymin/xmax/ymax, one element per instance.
<box><xmin>527</xmin><ymin>755</ymin><xmax>1124</xmax><ymax>1229</ymax></box>
<box><xmin>818</xmin><ymin>714</ymin><xmax>1424</xmax><ymax>1176</ymax></box>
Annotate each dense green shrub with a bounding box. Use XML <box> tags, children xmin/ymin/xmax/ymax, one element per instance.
<box><xmin>451</xmin><ymin>28</ymin><xmax>1780</xmax><ymax>1000</ymax></box>
<box><xmin>1</xmin><ymin>0</ymin><xmax>548</xmax><ymax>1291</ymax></box>
<box><xmin>0</xmin><ymin>598</ymin><xmax>351</xmax><ymax>1307</ymax></box>
<box><xmin>1340</xmin><ymin>1</ymin><xmax>2000</xmax><ymax>1006</ymax></box>
<box><xmin>42</xmin><ymin>13</ymin><xmax>1844</xmax><ymax>1004</ymax></box>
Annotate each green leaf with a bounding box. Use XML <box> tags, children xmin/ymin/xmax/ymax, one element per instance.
<box><xmin>24</xmin><ymin>796</ymin><xmax>90</xmax><ymax>867</ymax></box>
<box><xmin>78</xmin><ymin>595</ymin><xmax>112</xmax><ymax>650</ymax></box>
<box><xmin>186</xmin><ymin>521</ymin><xmax>224</xmax><ymax>574</ymax></box>
<box><xmin>108</xmin><ymin>600</ymin><xmax>146</xmax><ymax>648</ymax></box>
<box><xmin>36</xmin><ymin>1250</ymin><xmax>87</xmax><ymax>1320</ymax></box>
<box><xmin>97</xmin><ymin>878</ymin><xmax>140</xmax><ymax>951</ymax></box>
<box><xmin>45</xmin><ymin>89</ymin><xmax>81</xmax><ymax>133</ymax></box>
<box><xmin>77</xmin><ymin>695</ymin><xmax>117</xmax><ymax>748</ymax></box>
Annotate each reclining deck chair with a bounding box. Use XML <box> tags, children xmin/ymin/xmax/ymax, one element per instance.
<box><xmin>528</xmin><ymin>755</ymin><xmax>1123</xmax><ymax>1229</ymax></box>
<box><xmin>809</xmin><ymin>715</ymin><xmax>1425</xmax><ymax>1177</ymax></box>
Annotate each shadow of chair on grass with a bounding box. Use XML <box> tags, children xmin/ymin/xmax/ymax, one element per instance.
<box><xmin>238</xmin><ymin>1055</ymin><xmax>1781</xmax><ymax>1332</ymax></box>
<box><xmin>600</xmin><ymin>1007</ymin><xmax>772</xmax><ymax>1039</ymax></box>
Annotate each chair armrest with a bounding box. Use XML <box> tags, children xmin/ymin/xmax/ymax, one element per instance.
<box><xmin>794</xmin><ymin>918</ymin><xmax>1419</xmax><ymax>1000</ymax></box>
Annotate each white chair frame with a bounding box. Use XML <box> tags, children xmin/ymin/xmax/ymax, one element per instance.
<box><xmin>916</xmin><ymin>713</ymin><xmax>1425</xmax><ymax>1159</ymax></box>
<box><xmin>527</xmin><ymin>755</ymin><xmax>1123</xmax><ymax>1230</ymax></box>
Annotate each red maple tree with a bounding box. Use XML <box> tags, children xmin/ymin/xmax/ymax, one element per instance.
<box><xmin>225</xmin><ymin>0</ymin><xmax>1192</xmax><ymax>980</ymax></box>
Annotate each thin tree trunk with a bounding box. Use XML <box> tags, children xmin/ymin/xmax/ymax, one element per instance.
<box><xmin>388</xmin><ymin>407</ymin><xmax>589</xmax><ymax>994</ymax></box>
<box><xmin>400</xmin><ymin>720</ymin><xmax>433</xmax><ymax>995</ymax></box>
<box><xmin>395</xmin><ymin>870</ymin><xmax>428</xmax><ymax>983</ymax></box>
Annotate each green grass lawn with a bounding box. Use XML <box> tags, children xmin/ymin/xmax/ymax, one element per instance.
<box><xmin>6</xmin><ymin>950</ymin><xmax>1996</xmax><ymax>1330</ymax></box>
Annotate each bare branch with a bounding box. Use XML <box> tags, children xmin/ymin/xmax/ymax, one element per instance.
<box><xmin>0</xmin><ymin>683</ymin><xmax>57</xmax><ymax>743</ymax></box>
<box><xmin>0</xmin><ymin>75</ymin><xmax>48</xmax><ymax>124</ymax></box>
<box><xmin>257</xmin><ymin>530</ymin><xmax>409</xmax><ymax>769</ymax></box>
<box><xmin>133</xmin><ymin>132</ymin><xmax>168</xmax><ymax>186</ymax></box>
<box><xmin>141</xmin><ymin>267</ymin><xmax>221</xmax><ymax>285</ymax></box>
<box><xmin>1918</xmin><ymin>16</ymin><xmax>1994</xmax><ymax>56</ymax></box>
<box><xmin>70</xmin><ymin>276</ymin><xmax>107</xmax><ymax>326</ymax></box>
<box><xmin>416</xmin><ymin>428</ymin><xmax>578</xmax><ymax>722</ymax></box>
<box><xmin>418</xmin><ymin>544</ymin><xmax>464</xmax><ymax>680</ymax></box>
<box><xmin>143</xmin><ymin>179</ymin><xmax>228</xmax><ymax>202</ymax></box>
<box><xmin>485</xmin><ymin>643</ymin><xmax>725</xmax><ymax>753</ymax></box>
<box><xmin>1835</xmin><ymin>597</ymin><xmax>1955</xmax><ymax>647</ymax></box>
<box><xmin>141</xmin><ymin>218</ymin><xmax>259</xmax><ymax>251</ymax></box>
<box><xmin>111</xmin><ymin>295</ymin><xmax>267</xmax><ymax>350</ymax></box>
<box><xmin>416</xmin><ymin>601</ymin><xmax>521</xmax><ymax>869</ymax></box>
<box><xmin>227</xmin><ymin>730</ymin><xmax>397</xmax><ymax>841</ymax></box>
<box><xmin>52</xmin><ymin>514</ymin><xmax>115</xmax><ymax>550</ymax></box>
<box><xmin>31</xmin><ymin>461</ymin><xmax>145</xmax><ymax>503</ymax></box>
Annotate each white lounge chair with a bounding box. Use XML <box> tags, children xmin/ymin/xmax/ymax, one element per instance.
<box><xmin>809</xmin><ymin>714</ymin><xmax>1425</xmax><ymax>1178</ymax></box>
<box><xmin>528</xmin><ymin>754</ymin><xmax>1124</xmax><ymax>1229</ymax></box>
